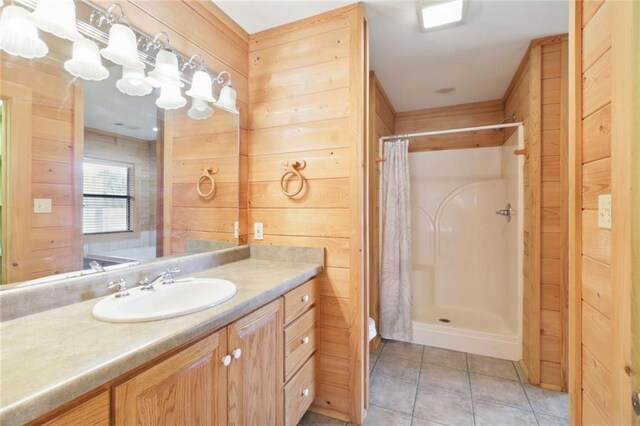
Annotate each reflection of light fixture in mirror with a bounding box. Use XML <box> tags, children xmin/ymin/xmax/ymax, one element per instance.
<box><xmin>0</xmin><ymin>6</ymin><xmax>48</xmax><ymax>59</ymax></box>
<box><xmin>187</xmin><ymin>98</ymin><xmax>214</xmax><ymax>120</ymax></box>
<box><xmin>64</xmin><ymin>38</ymin><xmax>109</xmax><ymax>81</ymax></box>
<box><xmin>32</xmin><ymin>0</ymin><xmax>83</xmax><ymax>42</ymax></box>
<box><xmin>212</xmin><ymin>71</ymin><xmax>238</xmax><ymax>114</ymax></box>
<box><xmin>116</xmin><ymin>67</ymin><xmax>153</xmax><ymax>96</ymax></box>
<box><xmin>156</xmin><ymin>85</ymin><xmax>186</xmax><ymax>110</ymax></box>
<box><xmin>147</xmin><ymin>49</ymin><xmax>184</xmax><ymax>88</ymax></box>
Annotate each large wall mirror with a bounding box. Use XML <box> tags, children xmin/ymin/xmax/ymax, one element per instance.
<box><xmin>0</xmin><ymin>0</ymin><xmax>240</xmax><ymax>287</ymax></box>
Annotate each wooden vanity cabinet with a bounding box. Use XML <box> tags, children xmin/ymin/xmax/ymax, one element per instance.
<box><xmin>114</xmin><ymin>330</ymin><xmax>228</xmax><ymax>425</ymax></box>
<box><xmin>227</xmin><ymin>299</ymin><xmax>284</xmax><ymax>425</ymax></box>
<box><xmin>34</xmin><ymin>281</ymin><xmax>317</xmax><ymax>426</ymax></box>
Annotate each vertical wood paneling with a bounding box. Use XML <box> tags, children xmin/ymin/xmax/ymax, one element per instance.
<box><xmin>569</xmin><ymin>0</ymin><xmax>636</xmax><ymax>423</ymax></box>
<box><xmin>247</xmin><ymin>5</ymin><xmax>365</xmax><ymax>423</ymax></box>
<box><xmin>504</xmin><ymin>34</ymin><xmax>569</xmax><ymax>390</ymax></box>
<box><xmin>368</xmin><ymin>72</ymin><xmax>395</xmax><ymax>354</ymax></box>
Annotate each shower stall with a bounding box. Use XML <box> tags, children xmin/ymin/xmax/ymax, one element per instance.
<box><xmin>378</xmin><ymin>124</ymin><xmax>524</xmax><ymax>361</ymax></box>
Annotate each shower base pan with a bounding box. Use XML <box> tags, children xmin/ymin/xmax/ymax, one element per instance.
<box><xmin>411</xmin><ymin>307</ymin><xmax>521</xmax><ymax>360</ymax></box>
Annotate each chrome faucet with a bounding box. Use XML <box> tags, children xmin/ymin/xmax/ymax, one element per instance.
<box><xmin>495</xmin><ymin>203</ymin><xmax>516</xmax><ymax>222</ymax></box>
<box><xmin>107</xmin><ymin>278</ymin><xmax>129</xmax><ymax>298</ymax></box>
<box><xmin>90</xmin><ymin>261</ymin><xmax>105</xmax><ymax>272</ymax></box>
<box><xmin>139</xmin><ymin>268</ymin><xmax>181</xmax><ymax>290</ymax></box>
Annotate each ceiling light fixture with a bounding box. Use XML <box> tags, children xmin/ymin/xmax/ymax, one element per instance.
<box><xmin>64</xmin><ymin>38</ymin><xmax>109</xmax><ymax>81</ymax></box>
<box><xmin>418</xmin><ymin>0</ymin><xmax>466</xmax><ymax>32</ymax></box>
<box><xmin>31</xmin><ymin>0</ymin><xmax>83</xmax><ymax>42</ymax></box>
<box><xmin>0</xmin><ymin>5</ymin><xmax>48</xmax><ymax>59</ymax></box>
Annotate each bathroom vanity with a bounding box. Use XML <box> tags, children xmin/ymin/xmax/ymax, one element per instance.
<box><xmin>0</xmin><ymin>245</ymin><xmax>322</xmax><ymax>425</ymax></box>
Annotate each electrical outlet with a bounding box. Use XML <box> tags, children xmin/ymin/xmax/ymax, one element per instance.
<box><xmin>33</xmin><ymin>198</ymin><xmax>52</xmax><ymax>214</ymax></box>
<box><xmin>254</xmin><ymin>222</ymin><xmax>264</xmax><ymax>240</ymax></box>
<box><xmin>233</xmin><ymin>221</ymin><xmax>239</xmax><ymax>239</ymax></box>
<box><xmin>598</xmin><ymin>194</ymin><xmax>612</xmax><ymax>229</ymax></box>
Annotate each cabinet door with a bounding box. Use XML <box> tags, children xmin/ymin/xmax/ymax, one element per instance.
<box><xmin>227</xmin><ymin>299</ymin><xmax>283</xmax><ymax>426</ymax></box>
<box><xmin>114</xmin><ymin>330</ymin><xmax>227</xmax><ymax>426</ymax></box>
<box><xmin>40</xmin><ymin>391</ymin><xmax>109</xmax><ymax>426</ymax></box>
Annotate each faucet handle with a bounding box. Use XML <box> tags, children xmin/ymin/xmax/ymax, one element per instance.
<box><xmin>163</xmin><ymin>267</ymin><xmax>181</xmax><ymax>284</ymax></box>
<box><xmin>107</xmin><ymin>278</ymin><xmax>129</xmax><ymax>297</ymax></box>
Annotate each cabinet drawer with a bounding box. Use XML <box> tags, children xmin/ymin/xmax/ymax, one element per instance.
<box><xmin>284</xmin><ymin>306</ymin><xmax>317</xmax><ymax>381</ymax></box>
<box><xmin>284</xmin><ymin>355</ymin><xmax>316</xmax><ymax>426</ymax></box>
<box><xmin>284</xmin><ymin>278</ymin><xmax>317</xmax><ymax>324</ymax></box>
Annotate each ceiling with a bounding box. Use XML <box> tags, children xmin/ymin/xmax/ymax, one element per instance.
<box><xmin>84</xmin><ymin>64</ymin><xmax>158</xmax><ymax>141</ymax></box>
<box><xmin>215</xmin><ymin>0</ymin><xmax>568</xmax><ymax>112</ymax></box>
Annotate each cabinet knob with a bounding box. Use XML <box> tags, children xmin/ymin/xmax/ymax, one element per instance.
<box><xmin>301</xmin><ymin>336</ymin><xmax>310</xmax><ymax>345</ymax></box>
<box><xmin>221</xmin><ymin>355</ymin><xmax>232</xmax><ymax>366</ymax></box>
<box><xmin>232</xmin><ymin>348</ymin><xmax>242</xmax><ymax>359</ymax></box>
<box><xmin>301</xmin><ymin>294</ymin><xmax>309</xmax><ymax>303</ymax></box>
<box><xmin>301</xmin><ymin>388</ymin><xmax>309</xmax><ymax>397</ymax></box>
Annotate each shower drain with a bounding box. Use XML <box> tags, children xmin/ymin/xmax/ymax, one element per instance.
<box><xmin>438</xmin><ymin>318</ymin><xmax>451</xmax><ymax>323</ymax></box>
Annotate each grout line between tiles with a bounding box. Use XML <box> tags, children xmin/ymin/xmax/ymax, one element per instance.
<box><xmin>410</xmin><ymin>343</ymin><xmax>425</xmax><ymax>419</ymax></box>
<box><xmin>467</xmin><ymin>353</ymin><xmax>477</xmax><ymax>426</ymax></box>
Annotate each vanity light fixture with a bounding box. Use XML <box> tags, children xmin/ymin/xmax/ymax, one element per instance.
<box><xmin>145</xmin><ymin>32</ymin><xmax>184</xmax><ymax>88</ymax></box>
<box><xmin>418</xmin><ymin>0</ymin><xmax>466</xmax><ymax>32</ymax></box>
<box><xmin>99</xmin><ymin>5</ymin><xmax>145</xmax><ymax>70</ymax></box>
<box><xmin>187</xmin><ymin>98</ymin><xmax>214</xmax><ymax>120</ymax></box>
<box><xmin>156</xmin><ymin>84</ymin><xmax>186</xmax><ymax>110</ymax></box>
<box><xmin>31</xmin><ymin>0</ymin><xmax>83</xmax><ymax>42</ymax></box>
<box><xmin>0</xmin><ymin>5</ymin><xmax>48</xmax><ymax>59</ymax></box>
<box><xmin>212</xmin><ymin>71</ymin><xmax>239</xmax><ymax>115</ymax></box>
<box><xmin>184</xmin><ymin>55</ymin><xmax>216</xmax><ymax>103</ymax></box>
<box><xmin>116</xmin><ymin>67</ymin><xmax>153</xmax><ymax>96</ymax></box>
<box><xmin>64</xmin><ymin>38</ymin><xmax>109</xmax><ymax>81</ymax></box>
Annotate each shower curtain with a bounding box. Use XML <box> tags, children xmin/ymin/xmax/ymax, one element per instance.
<box><xmin>380</xmin><ymin>140</ymin><xmax>413</xmax><ymax>341</ymax></box>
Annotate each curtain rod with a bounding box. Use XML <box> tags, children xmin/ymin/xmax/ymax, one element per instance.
<box><xmin>380</xmin><ymin>122</ymin><xmax>523</xmax><ymax>142</ymax></box>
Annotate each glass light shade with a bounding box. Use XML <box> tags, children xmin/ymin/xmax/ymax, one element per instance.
<box><xmin>64</xmin><ymin>38</ymin><xmax>109</xmax><ymax>81</ymax></box>
<box><xmin>185</xmin><ymin>70</ymin><xmax>215</xmax><ymax>102</ymax></box>
<box><xmin>100</xmin><ymin>23</ymin><xmax>145</xmax><ymax>70</ymax></box>
<box><xmin>32</xmin><ymin>0</ymin><xmax>83</xmax><ymax>42</ymax></box>
<box><xmin>147</xmin><ymin>49</ymin><xmax>184</xmax><ymax>88</ymax></box>
<box><xmin>187</xmin><ymin>98</ymin><xmax>213</xmax><ymax>120</ymax></box>
<box><xmin>214</xmin><ymin>84</ymin><xmax>238</xmax><ymax>114</ymax></box>
<box><xmin>116</xmin><ymin>67</ymin><xmax>153</xmax><ymax>96</ymax></box>
<box><xmin>156</xmin><ymin>85</ymin><xmax>186</xmax><ymax>110</ymax></box>
<box><xmin>0</xmin><ymin>6</ymin><xmax>48</xmax><ymax>59</ymax></box>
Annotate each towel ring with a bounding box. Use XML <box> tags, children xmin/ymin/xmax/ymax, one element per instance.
<box><xmin>280</xmin><ymin>160</ymin><xmax>306</xmax><ymax>198</ymax></box>
<box><xmin>196</xmin><ymin>167</ymin><xmax>218</xmax><ymax>199</ymax></box>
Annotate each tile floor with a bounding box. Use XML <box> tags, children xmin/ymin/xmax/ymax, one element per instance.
<box><xmin>299</xmin><ymin>340</ymin><xmax>568</xmax><ymax>426</ymax></box>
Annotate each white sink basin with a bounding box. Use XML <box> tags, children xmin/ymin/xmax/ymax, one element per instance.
<box><xmin>92</xmin><ymin>278</ymin><xmax>237</xmax><ymax>323</ymax></box>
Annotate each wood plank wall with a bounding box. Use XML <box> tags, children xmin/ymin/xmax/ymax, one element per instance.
<box><xmin>164</xmin><ymin>110</ymin><xmax>240</xmax><ymax>254</ymax></box>
<box><xmin>247</xmin><ymin>5</ymin><xmax>367</xmax><ymax>423</ymax></box>
<box><xmin>90</xmin><ymin>0</ymin><xmax>251</xmax><ymax>248</ymax></box>
<box><xmin>394</xmin><ymin>100</ymin><xmax>504</xmax><ymax>151</ymax></box>
<box><xmin>569</xmin><ymin>1</ymin><xmax>635</xmax><ymax>424</ymax></box>
<box><xmin>0</xmin><ymin>54</ymin><xmax>83</xmax><ymax>282</ymax></box>
<box><xmin>368</xmin><ymin>72</ymin><xmax>395</xmax><ymax>352</ymax></box>
<box><xmin>503</xmin><ymin>34</ymin><xmax>569</xmax><ymax>390</ymax></box>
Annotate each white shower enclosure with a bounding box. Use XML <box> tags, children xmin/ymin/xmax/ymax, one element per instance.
<box><xmin>379</xmin><ymin>125</ymin><xmax>524</xmax><ymax>361</ymax></box>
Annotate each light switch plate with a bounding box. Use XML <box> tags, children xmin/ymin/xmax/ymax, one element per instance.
<box><xmin>233</xmin><ymin>221</ymin><xmax>239</xmax><ymax>239</ymax></box>
<box><xmin>254</xmin><ymin>222</ymin><xmax>264</xmax><ymax>240</ymax></box>
<box><xmin>598</xmin><ymin>194</ymin><xmax>612</xmax><ymax>229</ymax></box>
<box><xmin>34</xmin><ymin>198</ymin><xmax>52</xmax><ymax>214</ymax></box>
